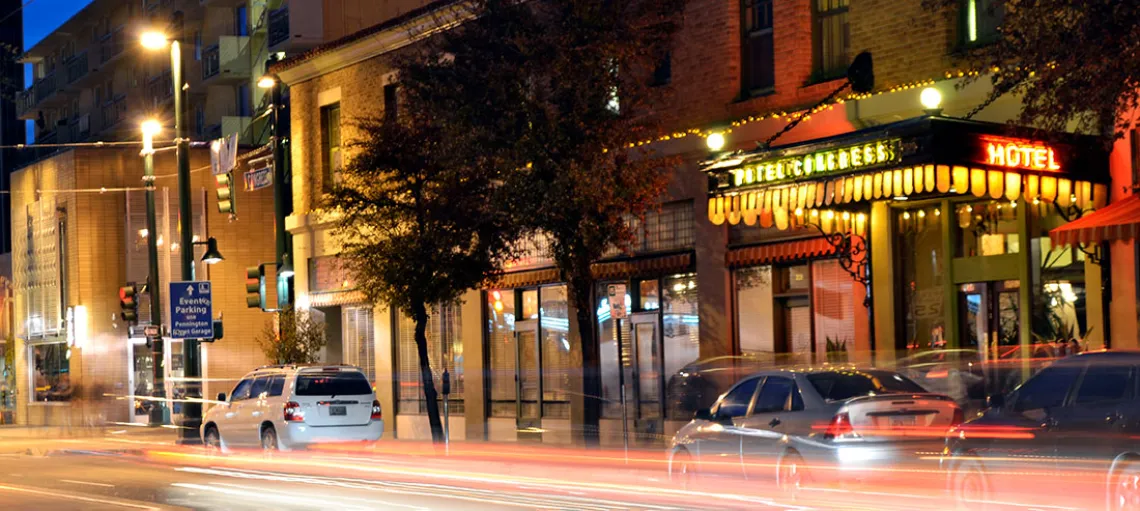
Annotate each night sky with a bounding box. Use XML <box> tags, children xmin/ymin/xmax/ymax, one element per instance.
<box><xmin>23</xmin><ymin>0</ymin><xmax>93</xmax><ymax>86</ymax></box>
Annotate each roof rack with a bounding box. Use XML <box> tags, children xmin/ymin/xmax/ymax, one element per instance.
<box><xmin>253</xmin><ymin>363</ymin><xmax>358</xmax><ymax>371</ymax></box>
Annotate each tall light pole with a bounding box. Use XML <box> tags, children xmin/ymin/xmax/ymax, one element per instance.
<box><xmin>141</xmin><ymin>26</ymin><xmax>202</xmax><ymax>443</ymax></box>
<box><xmin>258</xmin><ymin>67</ymin><xmax>293</xmax><ymax>308</ymax></box>
<box><xmin>140</xmin><ymin>119</ymin><xmax>167</xmax><ymax>426</ymax></box>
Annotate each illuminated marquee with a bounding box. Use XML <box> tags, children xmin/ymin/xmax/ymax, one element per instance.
<box><xmin>732</xmin><ymin>139</ymin><xmax>902</xmax><ymax>188</ymax></box>
<box><xmin>984</xmin><ymin>139</ymin><xmax>1061</xmax><ymax>172</ymax></box>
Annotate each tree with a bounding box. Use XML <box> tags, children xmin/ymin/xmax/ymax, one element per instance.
<box><xmin>257</xmin><ymin>305</ymin><xmax>327</xmax><ymax>365</ymax></box>
<box><xmin>923</xmin><ymin>0</ymin><xmax>1140</xmax><ymax>141</ymax></box>
<box><xmin>410</xmin><ymin>0</ymin><xmax>686</xmax><ymax>443</ymax></box>
<box><xmin>326</xmin><ymin>103</ymin><xmax>516</xmax><ymax>443</ymax></box>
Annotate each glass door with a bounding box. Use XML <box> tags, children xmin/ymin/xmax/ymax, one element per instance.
<box><xmin>514</xmin><ymin>319</ymin><xmax>541</xmax><ymax>441</ymax></box>
<box><xmin>959</xmin><ymin>280</ymin><xmax>1022</xmax><ymax>398</ymax></box>
<box><xmin>628</xmin><ymin>312</ymin><xmax>663</xmax><ymax>445</ymax></box>
<box><xmin>129</xmin><ymin>338</ymin><xmax>153</xmax><ymax>424</ymax></box>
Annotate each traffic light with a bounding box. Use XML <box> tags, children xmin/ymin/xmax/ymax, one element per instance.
<box><xmin>216</xmin><ymin>172</ymin><xmax>235</xmax><ymax>214</ymax></box>
<box><xmin>246</xmin><ymin>265</ymin><xmax>265</xmax><ymax>309</ymax></box>
<box><xmin>119</xmin><ymin>284</ymin><xmax>139</xmax><ymax>323</ymax></box>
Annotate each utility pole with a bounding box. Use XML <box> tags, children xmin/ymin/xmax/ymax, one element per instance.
<box><xmin>268</xmin><ymin>57</ymin><xmax>293</xmax><ymax>308</ymax></box>
<box><xmin>172</xmin><ymin>38</ymin><xmax>202</xmax><ymax>445</ymax></box>
<box><xmin>141</xmin><ymin>121</ymin><xmax>165</xmax><ymax>426</ymax></box>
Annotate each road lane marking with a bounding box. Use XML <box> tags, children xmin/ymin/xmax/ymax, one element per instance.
<box><xmin>0</xmin><ymin>483</ymin><xmax>161</xmax><ymax>509</ymax></box>
<box><xmin>60</xmin><ymin>479</ymin><xmax>116</xmax><ymax>488</ymax></box>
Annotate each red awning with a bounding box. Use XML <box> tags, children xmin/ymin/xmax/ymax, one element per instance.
<box><xmin>726</xmin><ymin>237</ymin><xmax>836</xmax><ymax>268</ymax></box>
<box><xmin>1050</xmin><ymin>194</ymin><xmax>1140</xmax><ymax>246</ymax></box>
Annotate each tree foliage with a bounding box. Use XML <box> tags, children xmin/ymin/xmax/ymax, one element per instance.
<box><xmin>326</xmin><ymin>94</ymin><xmax>517</xmax><ymax>443</ymax></box>
<box><xmin>257</xmin><ymin>306</ymin><xmax>327</xmax><ymax>365</ymax></box>
<box><xmin>924</xmin><ymin>0</ymin><xmax>1140</xmax><ymax>140</ymax></box>
<box><xmin>406</xmin><ymin>0</ymin><xmax>686</xmax><ymax>442</ymax></box>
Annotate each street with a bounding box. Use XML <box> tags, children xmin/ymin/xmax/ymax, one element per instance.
<box><xmin>0</xmin><ymin>427</ymin><xmax>1090</xmax><ymax>511</ymax></box>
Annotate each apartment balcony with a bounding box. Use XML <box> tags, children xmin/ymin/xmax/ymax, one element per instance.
<box><xmin>146</xmin><ymin>71</ymin><xmax>175</xmax><ymax>108</ymax></box>
<box><xmin>15</xmin><ymin>90</ymin><xmax>35</xmax><ymax>120</ymax></box>
<box><xmin>99</xmin><ymin>27</ymin><xmax>127</xmax><ymax>67</ymax></box>
<box><xmin>64</xmin><ymin>50</ymin><xmax>91</xmax><ymax>88</ymax></box>
<box><xmin>33</xmin><ymin>72</ymin><xmax>58</xmax><ymax>104</ymax></box>
<box><xmin>267</xmin><ymin>2</ymin><xmax>324</xmax><ymax>54</ymax></box>
<box><xmin>201</xmin><ymin>36</ymin><xmax>251</xmax><ymax>84</ymax></box>
<box><xmin>98</xmin><ymin>94</ymin><xmax>128</xmax><ymax>132</ymax></box>
<box><xmin>222</xmin><ymin>115</ymin><xmax>252</xmax><ymax>144</ymax></box>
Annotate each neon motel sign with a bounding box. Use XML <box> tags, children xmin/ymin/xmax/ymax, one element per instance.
<box><xmin>985</xmin><ymin>140</ymin><xmax>1060</xmax><ymax>172</ymax></box>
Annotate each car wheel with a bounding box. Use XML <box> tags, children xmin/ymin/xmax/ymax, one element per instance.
<box><xmin>951</xmin><ymin>460</ymin><xmax>991</xmax><ymax>511</ymax></box>
<box><xmin>260</xmin><ymin>425</ymin><xmax>279</xmax><ymax>453</ymax></box>
<box><xmin>670</xmin><ymin>449</ymin><xmax>695</xmax><ymax>489</ymax></box>
<box><xmin>203</xmin><ymin>425</ymin><xmax>222</xmax><ymax>454</ymax></box>
<box><xmin>1110</xmin><ymin>461</ymin><xmax>1140</xmax><ymax>511</ymax></box>
<box><xmin>776</xmin><ymin>450</ymin><xmax>808</xmax><ymax>500</ymax></box>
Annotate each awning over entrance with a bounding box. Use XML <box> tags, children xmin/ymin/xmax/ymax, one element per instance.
<box><xmin>727</xmin><ymin>238</ymin><xmax>835</xmax><ymax>268</ymax></box>
<box><xmin>1049</xmin><ymin>193</ymin><xmax>1140</xmax><ymax>246</ymax></box>
<box><xmin>702</xmin><ymin>116</ymin><xmax>1111</xmax><ymax>234</ymax></box>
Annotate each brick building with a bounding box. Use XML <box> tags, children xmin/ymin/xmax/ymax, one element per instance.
<box><xmin>273</xmin><ymin>0</ymin><xmax>1139</xmax><ymax>446</ymax></box>
<box><xmin>9</xmin><ymin>147</ymin><xmax>276</xmax><ymax>426</ymax></box>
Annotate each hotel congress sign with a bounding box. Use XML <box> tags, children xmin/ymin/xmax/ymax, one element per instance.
<box><xmin>728</xmin><ymin>139</ymin><xmax>904</xmax><ymax>189</ymax></box>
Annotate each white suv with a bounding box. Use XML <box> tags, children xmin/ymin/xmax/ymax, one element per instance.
<box><xmin>201</xmin><ymin>365</ymin><xmax>384</xmax><ymax>451</ymax></box>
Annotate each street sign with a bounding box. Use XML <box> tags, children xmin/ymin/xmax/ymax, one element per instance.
<box><xmin>607</xmin><ymin>283</ymin><xmax>627</xmax><ymax>320</ymax></box>
<box><xmin>143</xmin><ymin>325</ymin><xmax>160</xmax><ymax>338</ymax></box>
<box><xmin>244</xmin><ymin>166</ymin><xmax>273</xmax><ymax>191</ymax></box>
<box><xmin>169</xmin><ymin>281</ymin><xmax>214</xmax><ymax>340</ymax></box>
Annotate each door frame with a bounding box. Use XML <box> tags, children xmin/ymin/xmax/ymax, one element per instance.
<box><xmin>513</xmin><ymin>319</ymin><xmax>541</xmax><ymax>435</ymax></box>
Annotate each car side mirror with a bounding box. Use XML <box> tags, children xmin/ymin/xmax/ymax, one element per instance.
<box><xmin>216</xmin><ymin>392</ymin><xmax>227</xmax><ymax>403</ymax></box>
<box><xmin>987</xmin><ymin>393</ymin><xmax>1005</xmax><ymax>409</ymax></box>
<box><xmin>694</xmin><ymin>407</ymin><xmax>714</xmax><ymax>422</ymax></box>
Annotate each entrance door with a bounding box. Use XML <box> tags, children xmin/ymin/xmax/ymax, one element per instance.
<box><xmin>514</xmin><ymin>319</ymin><xmax>541</xmax><ymax>441</ymax></box>
<box><xmin>959</xmin><ymin>280</ymin><xmax>1021</xmax><ymax>398</ymax></box>
<box><xmin>129</xmin><ymin>339</ymin><xmax>153</xmax><ymax>424</ymax></box>
<box><xmin>627</xmin><ymin>312</ymin><xmax>663</xmax><ymax>444</ymax></box>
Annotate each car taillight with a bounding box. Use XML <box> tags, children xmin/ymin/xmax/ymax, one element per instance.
<box><xmin>951</xmin><ymin>407</ymin><xmax>965</xmax><ymax>428</ymax></box>
<box><xmin>283</xmin><ymin>401</ymin><xmax>304</xmax><ymax>422</ymax></box>
<box><xmin>371</xmin><ymin>400</ymin><xmax>383</xmax><ymax>421</ymax></box>
<box><xmin>825</xmin><ymin>412</ymin><xmax>853</xmax><ymax>439</ymax></box>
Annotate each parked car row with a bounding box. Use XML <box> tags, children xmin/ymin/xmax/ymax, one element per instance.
<box><xmin>669</xmin><ymin>351</ymin><xmax>1140</xmax><ymax>510</ymax></box>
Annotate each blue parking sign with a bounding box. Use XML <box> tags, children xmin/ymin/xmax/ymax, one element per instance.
<box><xmin>169</xmin><ymin>281</ymin><xmax>214</xmax><ymax>340</ymax></box>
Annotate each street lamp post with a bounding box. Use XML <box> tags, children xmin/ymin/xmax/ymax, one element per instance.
<box><xmin>141</xmin><ymin>27</ymin><xmax>202</xmax><ymax>443</ymax></box>
<box><xmin>258</xmin><ymin>69</ymin><xmax>293</xmax><ymax>309</ymax></box>
<box><xmin>140</xmin><ymin>120</ymin><xmax>167</xmax><ymax>426</ymax></box>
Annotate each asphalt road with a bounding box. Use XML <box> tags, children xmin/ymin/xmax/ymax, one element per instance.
<box><xmin>0</xmin><ymin>432</ymin><xmax>1090</xmax><ymax>510</ymax></box>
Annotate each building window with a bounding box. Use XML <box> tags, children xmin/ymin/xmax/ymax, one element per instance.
<box><xmin>29</xmin><ymin>342</ymin><xmax>71</xmax><ymax>402</ymax></box>
<box><xmin>383</xmin><ymin>84</ymin><xmax>398</xmax><ymax>123</ymax></box>
<box><xmin>741</xmin><ymin>0</ymin><xmax>775</xmax><ymax>96</ymax></box>
<box><xmin>320</xmin><ymin>103</ymin><xmax>342</xmax><ymax>190</ymax></box>
<box><xmin>963</xmin><ymin>0</ymin><xmax>1002</xmax><ymax>45</ymax></box>
<box><xmin>602</xmin><ymin>200</ymin><xmax>696</xmax><ymax>258</ymax></box>
<box><xmin>812</xmin><ymin>0</ymin><xmax>849</xmax><ymax>81</ymax></box>
<box><xmin>194</xmin><ymin>31</ymin><xmax>202</xmax><ymax>61</ymax></box>
<box><xmin>651</xmin><ymin>51</ymin><xmax>672</xmax><ymax>87</ymax></box>
<box><xmin>343</xmin><ymin>306</ymin><xmax>375</xmax><ymax>384</ymax></box>
<box><xmin>235</xmin><ymin>5</ymin><xmax>249</xmax><ymax>37</ymax></box>
<box><xmin>237</xmin><ymin>83</ymin><xmax>251</xmax><ymax>117</ymax></box>
<box><xmin>486</xmin><ymin>285</ymin><xmax>571</xmax><ymax>419</ymax></box>
<box><xmin>396</xmin><ymin>302</ymin><xmax>462</xmax><ymax>414</ymax></box>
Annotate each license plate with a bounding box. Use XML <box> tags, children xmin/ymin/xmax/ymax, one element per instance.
<box><xmin>889</xmin><ymin>416</ymin><xmax>916</xmax><ymax>427</ymax></box>
<box><xmin>329</xmin><ymin>406</ymin><xmax>346</xmax><ymax>416</ymax></box>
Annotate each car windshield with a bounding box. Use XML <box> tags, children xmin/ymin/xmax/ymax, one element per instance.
<box><xmin>294</xmin><ymin>371</ymin><xmax>373</xmax><ymax>396</ymax></box>
<box><xmin>807</xmin><ymin>371</ymin><xmax>926</xmax><ymax>401</ymax></box>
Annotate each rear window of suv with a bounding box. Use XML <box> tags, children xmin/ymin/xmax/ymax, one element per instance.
<box><xmin>295</xmin><ymin>371</ymin><xmax>373</xmax><ymax>396</ymax></box>
<box><xmin>807</xmin><ymin>371</ymin><xmax>925</xmax><ymax>401</ymax></box>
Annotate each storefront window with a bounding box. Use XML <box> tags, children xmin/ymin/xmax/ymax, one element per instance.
<box><xmin>1033</xmin><ymin>205</ymin><xmax>1091</xmax><ymax>350</ymax></box>
<box><xmin>663</xmin><ymin>274</ymin><xmax>699</xmax><ymax>418</ymax></box>
<box><xmin>539</xmin><ymin>285</ymin><xmax>571</xmax><ymax>418</ymax></box>
<box><xmin>396</xmin><ymin>302</ymin><xmax>462</xmax><ymax>414</ymax></box>
<box><xmin>30</xmin><ymin>342</ymin><xmax>71</xmax><ymax>402</ymax></box>
<box><xmin>898</xmin><ymin>206</ymin><xmax>947</xmax><ymax>352</ymax></box>
<box><xmin>639</xmin><ymin>280</ymin><xmax>660</xmax><ymax>310</ymax></box>
<box><xmin>955</xmin><ymin>200</ymin><xmax>1020</xmax><ymax>257</ymax></box>
<box><xmin>598</xmin><ymin>282</ymin><xmax>632</xmax><ymax>419</ymax></box>
<box><xmin>343</xmin><ymin>306</ymin><xmax>376</xmax><ymax>384</ymax></box>
<box><xmin>487</xmin><ymin>290</ymin><xmax>516</xmax><ymax>417</ymax></box>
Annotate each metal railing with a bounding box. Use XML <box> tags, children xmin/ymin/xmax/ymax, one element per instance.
<box><xmin>99</xmin><ymin>27</ymin><xmax>126</xmax><ymax>64</ymax></box>
<box><xmin>99</xmin><ymin>94</ymin><xmax>128</xmax><ymax>131</ymax></box>
<box><xmin>66</xmin><ymin>51</ymin><xmax>89</xmax><ymax>84</ymax></box>
<box><xmin>146</xmin><ymin>72</ymin><xmax>173</xmax><ymax>107</ymax></box>
<box><xmin>267</xmin><ymin>7</ymin><xmax>290</xmax><ymax>47</ymax></box>
<box><xmin>32</xmin><ymin>72</ymin><xmax>57</xmax><ymax>104</ymax></box>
